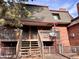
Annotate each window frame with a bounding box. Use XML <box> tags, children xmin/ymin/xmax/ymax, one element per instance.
<box><xmin>52</xmin><ymin>13</ymin><xmax>61</xmax><ymax>20</ymax></box>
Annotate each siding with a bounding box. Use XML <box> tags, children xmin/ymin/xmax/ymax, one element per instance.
<box><xmin>51</xmin><ymin>11</ymin><xmax>71</xmax><ymax>23</ymax></box>
<box><xmin>68</xmin><ymin>24</ymin><xmax>79</xmax><ymax>46</ymax></box>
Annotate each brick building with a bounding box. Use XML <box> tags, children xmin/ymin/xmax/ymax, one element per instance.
<box><xmin>68</xmin><ymin>16</ymin><xmax>79</xmax><ymax>46</ymax></box>
<box><xmin>68</xmin><ymin>3</ymin><xmax>79</xmax><ymax>46</ymax></box>
<box><xmin>0</xmin><ymin>0</ymin><xmax>73</xmax><ymax>59</ymax></box>
<box><xmin>67</xmin><ymin>3</ymin><xmax>79</xmax><ymax>59</ymax></box>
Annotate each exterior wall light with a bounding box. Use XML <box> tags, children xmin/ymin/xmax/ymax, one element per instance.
<box><xmin>49</xmin><ymin>31</ymin><xmax>57</xmax><ymax>38</ymax></box>
<box><xmin>70</xmin><ymin>33</ymin><xmax>75</xmax><ymax>38</ymax></box>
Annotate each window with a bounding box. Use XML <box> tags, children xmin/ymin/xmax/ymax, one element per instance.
<box><xmin>31</xmin><ymin>26</ymin><xmax>38</xmax><ymax>39</ymax></box>
<box><xmin>22</xmin><ymin>26</ymin><xmax>29</xmax><ymax>39</ymax></box>
<box><xmin>52</xmin><ymin>13</ymin><xmax>60</xmax><ymax>20</ymax></box>
<box><xmin>1</xmin><ymin>41</ymin><xmax>17</xmax><ymax>47</ymax></box>
<box><xmin>43</xmin><ymin>41</ymin><xmax>54</xmax><ymax>46</ymax></box>
<box><xmin>43</xmin><ymin>41</ymin><xmax>54</xmax><ymax>54</ymax></box>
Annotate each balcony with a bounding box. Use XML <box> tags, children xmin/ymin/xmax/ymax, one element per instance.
<box><xmin>0</xmin><ymin>28</ymin><xmax>21</xmax><ymax>41</ymax></box>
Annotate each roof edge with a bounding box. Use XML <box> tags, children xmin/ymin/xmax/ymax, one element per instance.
<box><xmin>50</xmin><ymin>9</ymin><xmax>68</xmax><ymax>12</ymax></box>
<box><xmin>72</xmin><ymin>16</ymin><xmax>79</xmax><ymax>22</ymax></box>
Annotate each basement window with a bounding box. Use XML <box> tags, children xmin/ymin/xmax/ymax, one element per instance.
<box><xmin>43</xmin><ymin>41</ymin><xmax>54</xmax><ymax>54</ymax></box>
<box><xmin>1</xmin><ymin>41</ymin><xmax>17</xmax><ymax>55</ymax></box>
<box><xmin>1</xmin><ymin>41</ymin><xmax>17</xmax><ymax>47</ymax></box>
<box><xmin>43</xmin><ymin>41</ymin><xmax>54</xmax><ymax>46</ymax></box>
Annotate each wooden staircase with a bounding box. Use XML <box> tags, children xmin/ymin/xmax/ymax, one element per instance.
<box><xmin>17</xmin><ymin>41</ymin><xmax>41</xmax><ymax>59</ymax></box>
<box><xmin>16</xmin><ymin>30</ymin><xmax>75</xmax><ymax>59</ymax></box>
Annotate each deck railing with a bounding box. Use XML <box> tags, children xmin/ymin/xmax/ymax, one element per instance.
<box><xmin>20</xmin><ymin>47</ymin><xmax>41</xmax><ymax>56</ymax></box>
<box><xmin>43</xmin><ymin>46</ymin><xmax>79</xmax><ymax>54</ymax></box>
<box><xmin>63</xmin><ymin>46</ymin><xmax>79</xmax><ymax>53</ymax></box>
<box><xmin>0</xmin><ymin>46</ymin><xmax>79</xmax><ymax>57</ymax></box>
<box><xmin>43</xmin><ymin>46</ymin><xmax>56</xmax><ymax>54</ymax></box>
<box><xmin>0</xmin><ymin>47</ymin><xmax>16</xmax><ymax>57</ymax></box>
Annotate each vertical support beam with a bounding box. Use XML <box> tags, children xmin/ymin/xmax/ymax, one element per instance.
<box><xmin>30</xmin><ymin>41</ymin><xmax>31</xmax><ymax>56</ymax></box>
<box><xmin>49</xmin><ymin>46</ymin><xmax>51</xmax><ymax>54</ymax></box>
<box><xmin>29</xmin><ymin>26</ymin><xmax>31</xmax><ymax>39</ymax></box>
<box><xmin>53</xmin><ymin>23</ymin><xmax>57</xmax><ymax>53</ymax></box>
<box><xmin>16</xmin><ymin>29</ymin><xmax>22</xmax><ymax>59</ymax></box>
<box><xmin>0</xmin><ymin>41</ymin><xmax>1</xmax><ymax>56</ymax></box>
<box><xmin>41</xmin><ymin>41</ymin><xmax>44</xmax><ymax>59</ymax></box>
<box><xmin>38</xmin><ymin>31</ymin><xmax>44</xmax><ymax>59</ymax></box>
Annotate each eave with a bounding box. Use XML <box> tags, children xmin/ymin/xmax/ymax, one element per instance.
<box><xmin>20</xmin><ymin>20</ymin><xmax>71</xmax><ymax>27</ymax></box>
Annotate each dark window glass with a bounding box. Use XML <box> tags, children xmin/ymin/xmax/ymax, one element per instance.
<box><xmin>31</xmin><ymin>26</ymin><xmax>38</xmax><ymax>39</ymax></box>
<box><xmin>43</xmin><ymin>41</ymin><xmax>54</xmax><ymax>46</ymax></box>
<box><xmin>52</xmin><ymin>13</ymin><xmax>60</xmax><ymax>20</ymax></box>
<box><xmin>22</xmin><ymin>26</ymin><xmax>29</xmax><ymax>39</ymax></box>
<box><xmin>1</xmin><ymin>41</ymin><xmax>17</xmax><ymax>47</ymax></box>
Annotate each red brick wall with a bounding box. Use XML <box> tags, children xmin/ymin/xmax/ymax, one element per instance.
<box><xmin>68</xmin><ymin>23</ymin><xmax>79</xmax><ymax>46</ymax></box>
<box><xmin>53</xmin><ymin>26</ymin><xmax>70</xmax><ymax>46</ymax></box>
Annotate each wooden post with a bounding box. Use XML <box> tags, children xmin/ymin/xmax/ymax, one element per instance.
<box><xmin>29</xmin><ymin>26</ymin><xmax>31</xmax><ymax>39</ymax></box>
<box><xmin>30</xmin><ymin>41</ymin><xmax>31</xmax><ymax>56</ymax></box>
<box><xmin>16</xmin><ymin>29</ymin><xmax>22</xmax><ymax>59</ymax></box>
<box><xmin>0</xmin><ymin>41</ymin><xmax>1</xmax><ymax>56</ymax></box>
<box><xmin>53</xmin><ymin>23</ymin><xmax>57</xmax><ymax>53</ymax></box>
<box><xmin>38</xmin><ymin>31</ymin><xmax>44</xmax><ymax>59</ymax></box>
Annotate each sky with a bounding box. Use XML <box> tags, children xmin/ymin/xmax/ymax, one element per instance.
<box><xmin>4</xmin><ymin>0</ymin><xmax>79</xmax><ymax>18</ymax></box>
<box><xmin>29</xmin><ymin>0</ymin><xmax>79</xmax><ymax>18</ymax></box>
